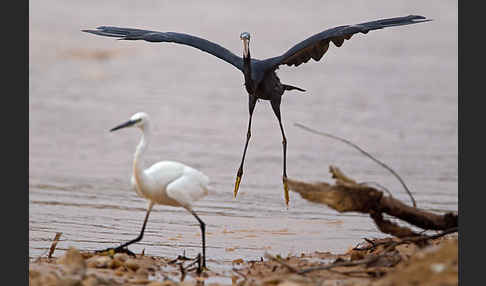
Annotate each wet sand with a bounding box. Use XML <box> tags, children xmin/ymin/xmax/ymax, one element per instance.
<box><xmin>30</xmin><ymin>0</ymin><xmax>457</xmax><ymax>266</ymax></box>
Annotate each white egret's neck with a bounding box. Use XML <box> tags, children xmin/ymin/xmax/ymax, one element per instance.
<box><xmin>133</xmin><ymin>121</ymin><xmax>151</xmax><ymax>189</ymax></box>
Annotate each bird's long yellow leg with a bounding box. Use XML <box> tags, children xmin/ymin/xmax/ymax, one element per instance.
<box><xmin>234</xmin><ymin>122</ymin><xmax>251</xmax><ymax>197</ymax></box>
<box><xmin>234</xmin><ymin>173</ymin><xmax>242</xmax><ymax>198</ymax></box>
<box><xmin>234</xmin><ymin>95</ymin><xmax>257</xmax><ymax>198</ymax></box>
<box><xmin>283</xmin><ymin>175</ymin><xmax>289</xmax><ymax>207</ymax></box>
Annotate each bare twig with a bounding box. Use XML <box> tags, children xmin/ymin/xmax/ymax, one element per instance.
<box><xmin>294</xmin><ymin>122</ymin><xmax>416</xmax><ymax>207</ymax></box>
<box><xmin>232</xmin><ymin>268</ymin><xmax>249</xmax><ymax>280</ymax></box>
<box><xmin>169</xmin><ymin>251</ymin><xmax>198</xmax><ymax>264</ymax></box>
<box><xmin>298</xmin><ymin>254</ymin><xmax>381</xmax><ymax>274</ymax></box>
<box><xmin>264</xmin><ymin>253</ymin><xmax>300</xmax><ymax>273</ymax></box>
<box><xmin>299</xmin><ymin>241</ymin><xmax>403</xmax><ymax>275</ymax></box>
<box><xmin>178</xmin><ymin>263</ymin><xmax>186</xmax><ymax>282</ymax></box>
<box><xmin>353</xmin><ymin>227</ymin><xmax>458</xmax><ymax>251</ymax></box>
<box><xmin>48</xmin><ymin>232</ymin><xmax>62</xmax><ymax>259</ymax></box>
<box><xmin>397</xmin><ymin>227</ymin><xmax>458</xmax><ymax>244</ymax></box>
<box><xmin>327</xmin><ymin>268</ymin><xmax>387</xmax><ymax>278</ymax></box>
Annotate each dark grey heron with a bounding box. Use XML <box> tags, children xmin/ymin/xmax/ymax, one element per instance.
<box><xmin>83</xmin><ymin>15</ymin><xmax>430</xmax><ymax>206</ymax></box>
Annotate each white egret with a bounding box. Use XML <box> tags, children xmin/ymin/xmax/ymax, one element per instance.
<box><xmin>99</xmin><ymin>112</ymin><xmax>210</xmax><ymax>269</ymax></box>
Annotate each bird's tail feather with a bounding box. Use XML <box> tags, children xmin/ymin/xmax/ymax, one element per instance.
<box><xmin>283</xmin><ymin>84</ymin><xmax>306</xmax><ymax>93</ymax></box>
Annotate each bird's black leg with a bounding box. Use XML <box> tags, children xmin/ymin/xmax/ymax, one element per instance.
<box><xmin>96</xmin><ymin>202</ymin><xmax>154</xmax><ymax>255</ymax></box>
<box><xmin>270</xmin><ymin>96</ymin><xmax>289</xmax><ymax>206</ymax></box>
<box><xmin>190</xmin><ymin>210</ymin><xmax>206</xmax><ymax>272</ymax></box>
<box><xmin>234</xmin><ymin>95</ymin><xmax>258</xmax><ymax>198</ymax></box>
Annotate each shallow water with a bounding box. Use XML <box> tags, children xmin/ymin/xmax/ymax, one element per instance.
<box><xmin>29</xmin><ymin>0</ymin><xmax>457</xmax><ymax>265</ymax></box>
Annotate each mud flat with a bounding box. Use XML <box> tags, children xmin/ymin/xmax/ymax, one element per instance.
<box><xmin>29</xmin><ymin>233</ymin><xmax>457</xmax><ymax>286</ymax></box>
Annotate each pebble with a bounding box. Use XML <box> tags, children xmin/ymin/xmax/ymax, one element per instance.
<box><xmin>146</xmin><ymin>282</ymin><xmax>165</xmax><ymax>286</ymax></box>
<box><xmin>125</xmin><ymin>258</ymin><xmax>141</xmax><ymax>271</ymax></box>
<box><xmin>29</xmin><ymin>271</ymin><xmax>61</xmax><ymax>286</ymax></box>
<box><xmin>147</xmin><ymin>281</ymin><xmax>177</xmax><ymax>286</ymax></box>
<box><xmin>128</xmin><ymin>278</ymin><xmax>150</xmax><ymax>284</ymax></box>
<box><xmin>430</xmin><ymin>263</ymin><xmax>446</xmax><ymax>273</ymax></box>
<box><xmin>56</xmin><ymin>247</ymin><xmax>86</xmax><ymax>277</ymax></box>
<box><xmin>86</xmin><ymin>256</ymin><xmax>112</xmax><ymax>268</ymax></box>
<box><xmin>136</xmin><ymin>268</ymin><xmax>149</xmax><ymax>278</ymax></box>
<box><xmin>29</xmin><ymin>269</ymin><xmax>41</xmax><ymax>280</ymax></box>
<box><xmin>350</xmin><ymin>250</ymin><xmax>365</xmax><ymax>261</ymax></box>
<box><xmin>114</xmin><ymin>253</ymin><xmax>129</xmax><ymax>262</ymax></box>
<box><xmin>109</xmin><ymin>258</ymin><xmax>124</xmax><ymax>269</ymax></box>
<box><xmin>114</xmin><ymin>268</ymin><xmax>126</xmax><ymax>276</ymax></box>
<box><xmin>80</xmin><ymin>276</ymin><xmax>99</xmax><ymax>286</ymax></box>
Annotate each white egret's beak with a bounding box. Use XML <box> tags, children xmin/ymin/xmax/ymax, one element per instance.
<box><xmin>110</xmin><ymin>119</ymin><xmax>139</xmax><ymax>132</ymax></box>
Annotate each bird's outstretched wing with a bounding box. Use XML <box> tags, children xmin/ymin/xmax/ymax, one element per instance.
<box><xmin>82</xmin><ymin>27</ymin><xmax>243</xmax><ymax>71</ymax></box>
<box><xmin>260</xmin><ymin>15</ymin><xmax>431</xmax><ymax>70</ymax></box>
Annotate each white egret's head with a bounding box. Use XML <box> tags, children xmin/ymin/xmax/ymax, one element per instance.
<box><xmin>110</xmin><ymin>112</ymin><xmax>150</xmax><ymax>132</ymax></box>
<box><xmin>240</xmin><ymin>32</ymin><xmax>251</xmax><ymax>58</ymax></box>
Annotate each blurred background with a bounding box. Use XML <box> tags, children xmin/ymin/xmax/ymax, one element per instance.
<box><xmin>29</xmin><ymin>0</ymin><xmax>457</xmax><ymax>264</ymax></box>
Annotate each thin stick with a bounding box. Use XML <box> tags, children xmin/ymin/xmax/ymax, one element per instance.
<box><xmin>301</xmin><ymin>240</ymin><xmax>401</xmax><ymax>275</ymax></box>
<box><xmin>264</xmin><ymin>253</ymin><xmax>299</xmax><ymax>273</ymax></box>
<box><xmin>232</xmin><ymin>268</ymin><xmax>248</xmax><ymax>280</ymax></box>
<box><xmin>298</xmin><ymin>254</ymin><xmax>381</xmax><ymax>274</ymax></box>
<box><xmin>353</xmin><ymin>227</ymin><xmax>458</xmax><ymax>251</ymax></box>
<box><xmin>294</xmin><ymin>123</ymin><xmax>416</xmax><ymax>207</ymax></box>
<box><xmin>326</xmin><ymin>268</ymin><xmax>378</xmax><ymax>278</ymax></box>
<box><xmin>48</xmin><ymin>232</ymin><xmax>63</xmax><ymax>259</ymax></box>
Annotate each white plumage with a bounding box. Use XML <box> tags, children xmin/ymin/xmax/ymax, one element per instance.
<box><xmin>99</xmin><ymin>112</ymin><xmax>210</xmax><ymax>269</ymax></box>
<box><xmin>131</xmin><ymin>160</ymin><xmax>209</xmax><ymax>208</ymax></box>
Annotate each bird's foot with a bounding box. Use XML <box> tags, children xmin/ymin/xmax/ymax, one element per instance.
<box><xmin>283</xmin><ymin>177</ymin><xmax>289</xmax><ymax>207</ymax></box>
<box><xmin>169</xmin><ymin>250</ymin><xmax>200</xmax><ymax>264</ymax></box>
<box><xmin>233</xmin><ymin>175</ymin><xmax>242</xmax><ymax>198</ymax></box>
<box><xmin>192</xmin><ymin>253</ymin><xmax>209</xmax><ymax>274</ymax></box>
<box><xmin>169</xmin><ymin>252</ymin><xmax>207</xmax><ymax>275</ymax></box>
<box><xmin>94</xmin><ymin>246</ymin><xmax>136</xmax><ymax>257</ymax></box>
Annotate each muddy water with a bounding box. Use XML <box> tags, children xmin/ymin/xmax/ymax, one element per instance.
<box><xmin>29</xmin><ymin>0</ymin><xmax>457</xmax><ymax>265</ymax></box>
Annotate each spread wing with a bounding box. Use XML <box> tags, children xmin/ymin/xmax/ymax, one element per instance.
<box><xmin>260</xmin><ymin>15</ymin><xmax>430</xmax><ymax>71</ymax></box>
<box><xmin>83</xmin><ymin>26</ymin><xmax>243</xmax><ymax>71</ymax></box>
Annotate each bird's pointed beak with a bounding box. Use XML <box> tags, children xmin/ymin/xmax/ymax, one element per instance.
<box><xmin>242</xmin><ymin>38</ymin><xmax>249</xmax><ymax>58</ymax></box>
<box><xmin>110</xmin><ymin>120</ymin><xmax>137</xmax><ymax>132</ymax></box>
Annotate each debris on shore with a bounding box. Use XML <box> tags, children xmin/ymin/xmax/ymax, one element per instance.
<box><xmin>29</xmin><ymin>234</ymin><xmax>457</xmax><ymax>286</ymax></box>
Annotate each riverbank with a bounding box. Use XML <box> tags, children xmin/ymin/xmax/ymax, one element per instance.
<box><xmin>29</xmin><ymin>233</ymin><xmax>457</xmax><ymax>286</ymax></box>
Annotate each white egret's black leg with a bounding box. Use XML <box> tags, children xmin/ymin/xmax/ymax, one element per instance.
<box><xmin>96</xmin><ymin>202</ymin><xmax>154</xmax><ymax>255</ymax></box>
<box><xmin>234</xmin><ymin>95</ymin><xmax>258</xmax><ymax>197</ymax></box>
<box><xmin>270</xmin><ymin>97</ymin><xmax>289</xmax><ymax>206</ymax></box>
<box><xmin>190</xmin><ymin>210</ymin><xmax>206</xmax><ymax>270</ymax></box>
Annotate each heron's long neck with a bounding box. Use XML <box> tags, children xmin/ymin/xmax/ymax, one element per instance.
<box><xmin>133</xmin><ymin>123</ymin><xmax>151</xmax><ymax>189</ymax></box>
<box><xmin>243</xmin><ymin>50</ymin><xmax>255</xmax><ymax>94</ymax></box>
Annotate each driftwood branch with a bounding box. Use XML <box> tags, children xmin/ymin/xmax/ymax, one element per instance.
<box><xmin>288</xmin><ymin>166</ymin><xmax>457</xmax><ymax>238</ymax></box>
